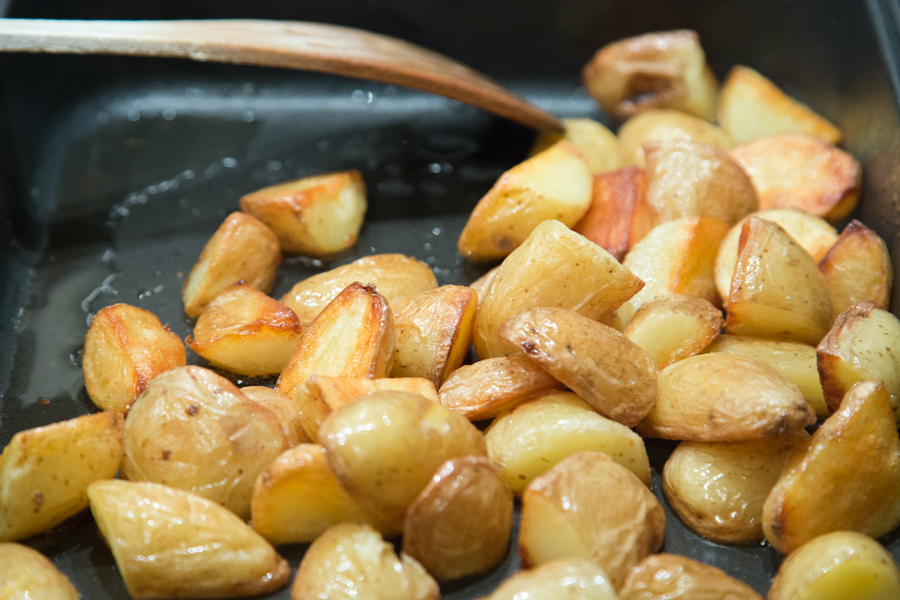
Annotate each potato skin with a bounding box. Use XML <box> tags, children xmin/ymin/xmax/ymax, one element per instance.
<box><xmin>483</xmin><ymin>558</ymin><xmax>619</xmax><ymax>600</ymax></box>
<box><xmin>618</xmin><ymin>108</ymin><xmax>734</xmax><ymax>167</ymax></box>
<box><xmin>530</xmin><ymin>118</ymin><xmax>623</xmax><ymax>175</ymax></box>
<box><xmin>0</xmin><ymin>543</ymin><xmax>80</xmax><ymax>600</ymax></box>
<box><xmin>819</xmin><ymin>221</ymin><xmax>892</xmax><ymax>316</ymax></box>
<box><xmin>240</xmin><ymin>386</ymin><xmax>310</xmax><ymax>447</ymax></box>
<box><xmin>621</xmin><ymin>554</ymin><xmax>764</xmax><ymax>600</ymax></box>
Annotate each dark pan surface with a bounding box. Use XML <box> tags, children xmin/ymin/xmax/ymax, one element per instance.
<box><xmin>2</xmin><ymin>1</ymin><xmax>900</xmax><ymax>597</ymax></box>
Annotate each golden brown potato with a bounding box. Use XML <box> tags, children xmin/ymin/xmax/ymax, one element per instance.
<box><xmin>520</xmin><ymin>451</ymin><xmax>666</xmax><ymax>590</ymax></box>
<box><xmin>82</xmin><ymin>303</ymin><xmax>186</xmax><ymax>412</ymax></box>
<box><xmin>763</xmin><ymin>380</ymin><xmax>900</xmax><ymax>554</ymax></box>
<box><xmin>250</xmin><ymin>444</ymin><xmax>395</xmax><ymax>545</ymax></box>
<box><xmin>319</xmin><ymin>391</ymin><xmax>487</xmax><ymax>529</ymax></box>
<box><xmin>475</xmin><ymin>219</ymin><xmax>644</xmax><ymax>358</ymax></box>
<box><xmin>820</xmin><ymin>220</ymin><xmax>892</xmax><ymax>316</ymax></box>
<box><xmin>482</xmin><ymin>558</ymin><xmax>619</xmax><ymax>600</ymax></box>
<box><xmin>530</xmin><ymin>118</ymin><xmax>623</xmax><ymax>175</ymax></box>
<box><xmin>636</xmin><ymin>353</ymin><xmax>814</xmax><ymax>441</ymax></box>
<box><xmin>582</xmin><ymin>30</ymin><xmax>718</xmax><ymax>121</ymax></box>
<box><xmin>644</xmin><ymin>139</ymin><xmax>757</xmax><ymax>226</ymax></box>
<box><xmin>122</xmin><ymin>366</ymin><xmax>287</xmax><ymax>519</ymax></box>
<box><xmin>291</xmin><ymin>523</ymin><xmax>438</xmax><ymax>600</ymax></box>
<box><xmin>662</xmin><ymin>431</ymin><xmax>809</xmax><ymax>544</ymax></box>
<box><xmin>403</xmin><ymin>456</ymin><xmax>513</xmax><ymax>581</ymax></box>
<box><xmin>458</xmin><ymin>141</ymin><xmax>593</xmax><ymax>261</ymax></box>
<box><xmin>623</xmin><ymin>294</ymin><xmax>723</xmax><ymax>369</ymax></box>
<box><xmin>618</xmin><ymin>108</ymin><xmax>734</xmax><ymax>167</ymax></box>
<box><xmin>730</xmin><ymin>133</ymin><xmax>861</xmax><ymax>222</ymax></box>
<box><xmin>391</xmin><ymin>285</ymin><xmax>477</xmax><ymax>385</ymax></box>
<box><xmin>0</xmin><ymin>543</ymin><xmax>80</xmax><ymax>600</ymax></box>
<box><xmin>768</xmin><ymin>531</ymin><xmax>900</xmax><ymax>600</ymax></box>
<box><xmin>89</xmin><ymin>480</ymin><xmax>289</xmax><ymax>599</ymax></box>
<box><xmin>182</xmin><ymin>211</ymin><xmax>281</xmax><ymax>317</ymax></box>
<box><xmin>726</xmin><ymin>217</ymin><xmax>833</xmax><ymax>345</ymax></box>
<box><xmin>620</xmin><ymin>554</ymin><xmax>764</xmax><ymax>600</ymax></box>
<box><xmin>499</xmin><ymin>307</ymin><xmax>657</xmax><ymax>427</ymax></box>
<box><xmin>0</xmin><ymin>411</ymin><xmax>124</xmax><ymax>542</ymax></box>
<box><xmin>718</xmin><ymin>65</ymin><xmax>842</xmax><ymax>145</ymax></box>
<box><xmin>484</xmin><ymin>392</ymin><xmax>651</xmax><ymax>494</ymax></box>
<box><xmin>185</xmin><ymin>283</ymin><xmax>302</xmax><ymax>376</ymax></box>
<box><xmin>238</xmin><ymin>169</ymin><xmax>366</xmax><ymax>256</ymax></box>
<box><xmin>817</xmin><ymin>302</ymin><xmax>900</xmax><ymax>421</ymax></box>
<box><xmin>240</xmin><ymin>386</ymin><xmax>309</xmax><ymax>447</ymax></box>
<box><xmin>280</xmin><ymin>253</ymin><xmax>436</xmax><ymax>326</ymax></box>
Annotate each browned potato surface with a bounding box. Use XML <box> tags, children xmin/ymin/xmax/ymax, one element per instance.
<box><xmin>83</xmin><ymin>303</ymin><xmax>186</xmax><ymax>412</ymax></box>
<box><xmin>618</xmin><ymin>109</ymin><xmax>734</xmax><ymax>167</ymax></box>
<box><xmin>240</xmin><ymin>386</ymin><xmax>309</xmax><ymax>447</ymax></box>
<box><xmin>820</xmin><ymin>220</ymin><xmax>892</xmax><ymax>316</ymax></box>
<box><xmin>482</xmin><ymin>558</ymin><xmax>619</xmax><ymax>600</ymax></box>
<box><xmin>530</xmin><ymin>118</ymin><xmax>623</xmax><ymax>175</ymax></box>
<box><xmin>621</xmin><ymin>554</ymin><xmax>764</xmax><ymax>600</ymax></box>
<box><xmin>0</xmin><ymin>543</ymin><xmax>80</xmax><ymax>600</ymax></box>
<box><xmin>624</xmin><ymin>294</ymin><xmax>723</xmax><ymax>369</ymax></box>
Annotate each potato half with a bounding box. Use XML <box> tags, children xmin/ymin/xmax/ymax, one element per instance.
<box><xmin>0</xmin><ymin>543</ymin><xmax>80</xmax><ymax>600</ymax></box>
<box><xmin>240</xmin><ymin>386</ymin><xmax>309</xmax><ymax>447</ymax></box>
<box><xmin>483</xmin><ymin>558</ymin><xmax>619</xmax><ymax>600</ymax></box>
<box><xmin>820</xmin><ymin>220</ymin><xmax>892</xmax><ymax>316</ymax></box>
<box><xmin>618</xmin><ymin>108</ymin><xmax>734</xmax><ymax>167</ymax></box>
<box><xmin>621</xmin><ymin>554</ymin><xmax>764</xmax><ymax>600</ymax></box>
<box><xmin>530</xmin><ymin>117</ymin><xmax>623</xmax><ymax>175</ymax></box>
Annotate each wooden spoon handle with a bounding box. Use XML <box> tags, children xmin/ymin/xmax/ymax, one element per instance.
<box><xmin>0</xmin><ymin>18</ymin><xmax>563</xmax><ymax>131</ymax></box>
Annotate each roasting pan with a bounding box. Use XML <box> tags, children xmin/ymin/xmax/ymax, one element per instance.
<box><xmin>2</xmin><ymin>0</ymin><xmax>900</xmax><ymax>597</ymax></box>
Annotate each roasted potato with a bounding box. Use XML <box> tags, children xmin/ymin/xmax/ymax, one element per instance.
<box><xmin>621</xmin><ymin>554</ymin><xmax>764</xmax><ymax>600</ymax></box>
<box><xmin>530</xmin><ymin>117</ymin><xmax>623</xmax><ymax>175</ymax></box>
<box><xmin>0</xmin><ymin>543</ymin><xmax>80</xmax><ymax>600</ymax></box>
<box><xmin>240</xmin><ymin>386</ymin><xmax>309</xmax><ymax>447</ymax></box>
<box><xmin>618</xmin><ymin>108</ymin><xmax>734</xmax><ymax>167</ymax></box>
<box><xmin>820</xmin><ymin>220</ymin><xmax>892</xmax><ymax>316</ymax></box>
<box><xmin>481</xmin><ymin>558</ymin><xmax>619</xmax><ymax>600</ymax></box>
<box><xmin>469</xmin><ymin>265</ymin><xmax>499</xmax><ymax>306</ymax></box>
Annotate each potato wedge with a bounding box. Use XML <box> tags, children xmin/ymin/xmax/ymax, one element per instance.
<box><xmin>469</xmin><ymin>266</ymin><xmax>499</xmax><ymax>306</ymax></box>
<box><xmin>573</xmin><ymin>166</ymin><xmax>654</xmax><ymax>261</ymax></box>
<box><xmin>769</xmin><ymin>531</ymin><xmax>900</xmax><ymax>600</ymax></box>
<box><xmin>280</xmin><ymin>253</ymin><xmax>436</xmax><ymax>326</ymax></box>
<box><xmin>520</xmin><ymin>451</ymin><xmax>665</xmax><ymax>589</ymax></box>
<box><xmin>391</xmin><ymin>285</ymin><xmax>477</xmax><ymax>385</ymax></box>
<box><xmin>88</xmin><ymin>480</ymin><xmax>289</xmax><ymax>599</ymax></box>
<box><xmin>239</xmin><ymin>169</ymin><xmax>366</xmax><ymax>256</ymax></box>
<box><xmin>636</xmin><ymin>353</ymin><xmax>814</xmax><ymax>441</ymax></box>
<box><xmin>662</xmin><ymin>431</ymin><xmax>809</xmax><ymax>544</ymax></box>
<box><xmin>483</xmin><ymin>558</ymin><xmax>619</xmax><ymax>600</ymax></box>
<box><xmin>582</xmin><ymin>30</ymin><xmax>718</xmax><ymax>121</ymax></box>
<box><xmin>820</xmin><ymin>220</ymin><xmax>892</xmax><ymax>316</ymax></box>
<box><xmin>182</xmin><ymin>211</ymin><xmax>281</xmax><ymax>317</ymax></box>
<box><xmin>817</xmin><ymin>302</ymin><xmax>900</xmax><ymax>421</ymax></box>
<box><xmin>83</xmin><ymin>303</ymin><xmax>186</xmax><ymax>412</ymax></box>
<box><xmin>240</xmin><ymin>386</ymin><xmax>309</xmax><ymax>447</ymax></box>
<box><xmin>530</xmin><ymin>118</ymin><xmax>623</xmax><ymax>175</ymax></box>
<box><xmin>475</xmin><ymin>219</ymin><xmax>644</xmax><ymax>358</ymax></box>
<box><xmin>726</xmin><ymin>217</ymin><xmax>833</xmax><ymax>345</ymax></box>
<box><xmin>0</xmin><ymin>411</ymin><xmax>124</xmax><ymax>542</ymax></box>
<box><xmin>621</xmin><ymin>554</ymin><xmax>764</xmax><ymax>600</ymax></box>
<box><xmin>484</xmin><ymin>392</ymin><xmax>651</xmax><ymax>494</ymax></box>
<box><xmin>438</xmin><ymin>357</ymin><xmax>564</xmax><ymax>421</ymax></box>
<box><xmin>499</xmin><ymin>307</ymin><xmax>657</xmax><ymax>427</ymax></box>
<box><xmin>623</xmin><ymin>294</ymin><xmax>723</xmax><ymax>369</ymax></box>
<box><xmin>718</xmin><ymin>65</ymin><xmax>842</xmax><ymax>145</ymax></box>
<box><xmin>122</xmin><ymin>366</ymin><xmax>287</xmax><ymax>519</ymax></box>
<box><xmin>618</xmin><ymin>108</ymin><xmax>734</xmax><ymax>167</ymax></box>
<box><xmin>458</xmin><ymin>141</ymin><xmax>593</xmax><ymax>261</ymax></box>
<box><xmin>763</xmin><ymin>380</ymin><xmax>900</xmax><ymax>554</ymax></box>
<box><xmin>291</xmin><ymin>522</ymin><xmax>438</xmax><ymax>600</ymax></box>
<box><xmin>319</xmin><ymin>391</ymin><xmax>487</xmax><ymax>529</ymax></box>
<box><xmin>186</xmin><ymin>283</ymin><xmax>302</xmax><ymax>376</ymax></box>
<box><xmin>0</xmin><ymin>543</ymin><xmax>80</xmax><ymax>600</ymax></box>
<box><xmin>403</xmin><ymin>456</ymin><xmax>513</xmax><ymax>581</ymax></box>
<box><xmin>250</xmin><ymin>444</ymin><xmax>395</xmax><ymax>545</ymax></box>
<box><xmin>730</xmin><ymin>133</ymin><xmax>861</xmax><ymax>222</ymax></box>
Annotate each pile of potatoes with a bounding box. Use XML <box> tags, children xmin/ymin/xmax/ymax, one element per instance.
<box><xmin>4</xmin><ymin>28</ymin><xmax>900</xmax><ymax>600</ymax></box>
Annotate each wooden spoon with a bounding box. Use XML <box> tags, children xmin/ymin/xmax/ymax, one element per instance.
<box><xmin>0</xmin><ymin>18</ymin><xmax>563</xmax><ymax>131</ymax></box>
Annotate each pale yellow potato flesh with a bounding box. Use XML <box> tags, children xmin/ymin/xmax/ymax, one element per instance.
<box><xmin>618</xmin><ymin>109</ymin><xmax>734</xmax><ymax>167</ymax></box>
<box><xmin>88</xmin><ymin>480</ymin><xmax>289</xmax><ymax>599</ymax></box>
<box><xmin>482</xmin><ymin>558</ymin><xmax>620</xmax><ymax>600</ymax></box>
<box><xmin>530</xmin><ymin>118</ymin><xmax>623</xmax><ymax>175</ymax></box>
<box><xmin>0</xmin><ymin>411</ymin><xmax>124</xmax><ymax>542</ymax></box>
<box><xmin>484</xmin><ymin>392</ymin><xmax>651</xmax><ymax>495</ymax></box>
<box><xmin>469</xmin><ymin>266</ymin><xmax>499</xmax><ymax>307</ymax></box>
<box><xmin>240</xmin><ymin>386</ymin><xmax>309</xmax><ymax>447</ymax></box>
<box><xmin>763</xmin><ymin>380</ymin><xmax>900</xmax><ymax>554</ymax></box>
<box><xmin>620</xmin><ymin>553</ymin><xmax>764</xmax><ymax>600</ymax></box>
<box><xmin>0</xmin><ymin>543</ymin><xmax>80</xmax><ymax>600</ymax></box>
<box><xmin>82</xmin><ymin>302</ymin><xmax>186</xmax><ymax>412</ymax></box>
<box><xmin>820</xmin><ymin>220</ymin><xmax>892</xmax><ymax>316</ymax></box>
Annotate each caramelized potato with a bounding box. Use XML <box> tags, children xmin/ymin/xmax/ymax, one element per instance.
<box><xmin>499</xmin><ymin>307</ymin><xmax>657</xmax><ymax>427</ymax></box>
<box><xmin>820</xmin><ymin>220</ymin><xmax>892</xmax><ymax>316</ymax></box>
<box><xmin>291</xmin><ymin>523</ymin><xmax>438</xmax><ymax>600</ymax></box>
<box><xmin>182</xmin><ymin>211</ymin><xmax>281</xmax><ymax>317</ymax></box>
<box><xmin>83</xmin><ymin>303</ymin><xmax>186</xmax><ymax>412</ymax></box>
<box><xmin>624</xmin><ymin>294</ymin><xmax>723</xmax><ymax>369</ymax></box>
<box><xmin>280</xmin><ymin>253</ymin><xmax>436</xmax><ymax>325</ymax></box>
<box><xmin>530</xmin><ymin>118</ymin><xmax>623</xmax><ymax>175</ymax></box>
<box><xmin>483</xmin><ymin>558</ymin><xmax>619</xmax><ymax>600</ymax></box>
<box><xmin>718</xmin><ymin>65</ymin><xmax>842</xmax><ymax>145</ymax></box>
<box><xmin>403</xmin><ymin>456</ymin><xmax>513</xmax><ymax>581</ymax></box>
<box><xmin>520</xmin><ymin>451</ymin><xmax>665</xmax><ymax>589</ymax></box>
<box><xmin>186</xmin><ymin>283</ymin><xmax>302</xmax><ymax>376</ymax></box>
<box><xmin>484</xmin><ymin>392</ymin><xmax>651</xmax><ymax>494</ymax></box>
<box><xmin>763</xmin><ymin>380</ymin><xmax>900</xmax><ymax>554</ymax></box>
<box><xmin>636</xmin><ymin>353</ymin><xmax>814</xmax><ymax>441</ymax></box>
<box><xmin>239</xmin><ymin>169</ymin><xmax>366</xmax><ymax>256</ymax></box>
<box><xmin>731</xmin><ymin>133</ymin><xmax>861</xmax><ymax>222</ymax></box>
<box><xmin>475</xmin><ymin>219</ymin><xmax>644</xmax><ymax>358</ymax></box>
<box><xmin>0</xmin><ymin>412</ymin><xmax>124</xmax><ymax>542</ymax></box>
<box><xmin>240</xmin><ymin>386</ymin><xmax>309</xmax><ymax>447</ymax></box>
<box><xmin>618</xmin><ymin>108</ymin><xmax>734</xmax><ymax>167</ymax></box>
<box><xmin>89</xmin><ymin>480</ymin><xmax>289</xmax><ymax>599</ymax></box>
<box><xmin>621</xmin><ymin>554</ymin><xmax>764</xmax><ymax>600</ymax></box>
<box><xmin>458</xmin><ymin>141</ymin><xmax>593</xmax><ymax>261</ymax></box>
<box><xmin>0</xmin><ymin>543</ymin><xmax>80</xmax><ymax>600</ymax></box>
<box><xmin>319</xmin><ymin>391</ymin><xmax>487</xmax><ymax>529</ymax></box>
<box><xmin>122</xmin><ymin>366</ymin><xmax>287</xmax><ymax>519</ymax></box>
<box><xmin>582</xmin><ymin>30</ymin><xmax>718</xmax><ymax>121</ymax></box>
